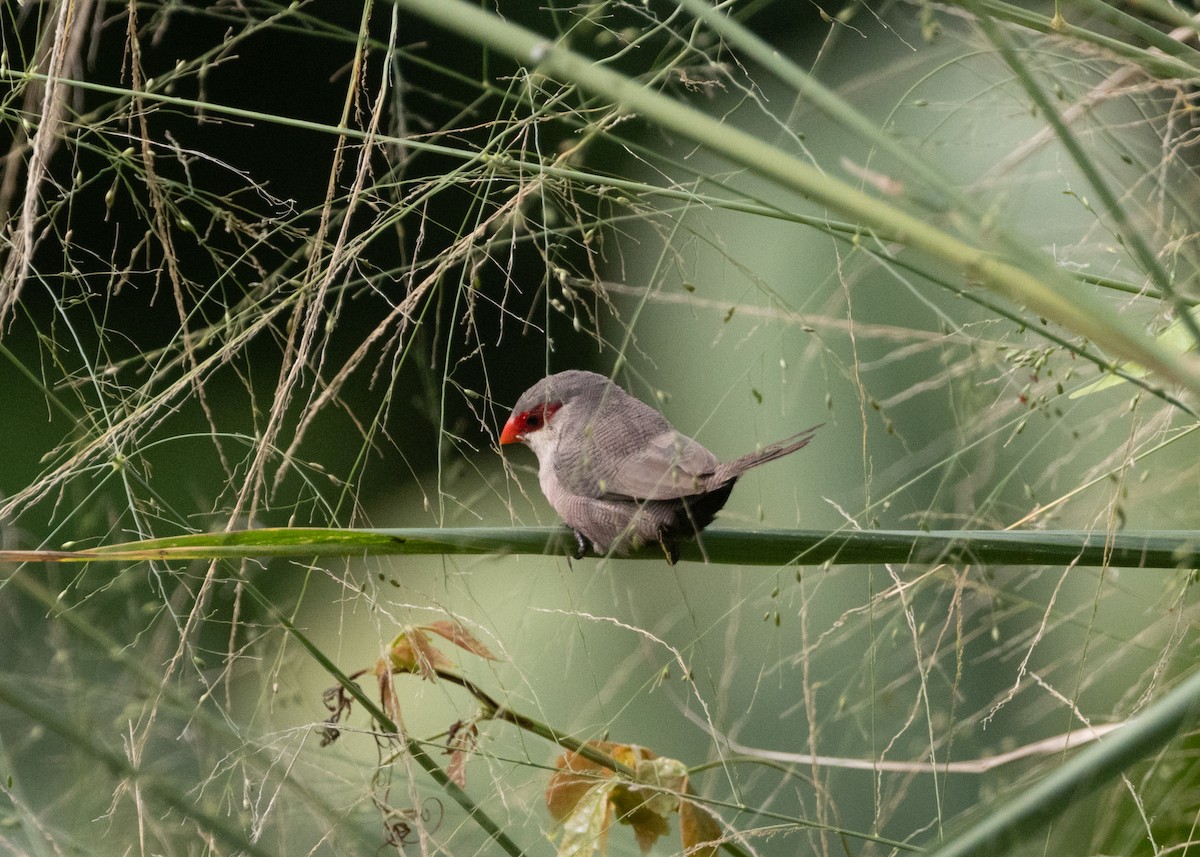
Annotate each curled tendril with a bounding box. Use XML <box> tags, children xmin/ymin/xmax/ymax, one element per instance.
<box><xmin>384</xmin><ymin>798</ymin><xmax>444</xmax><ymax>847</ymax></box>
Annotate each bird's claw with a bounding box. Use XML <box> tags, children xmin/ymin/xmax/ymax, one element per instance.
<box><xmin>572</xmin><ymin>530</ymin><xmax>588</xmax><ymax>560</ymax></box>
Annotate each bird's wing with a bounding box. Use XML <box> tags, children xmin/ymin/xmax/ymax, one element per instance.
<box><xmin>597</xmin><ymin>430</ymin><xmax>720</xmax><ymax>500</ymax></box>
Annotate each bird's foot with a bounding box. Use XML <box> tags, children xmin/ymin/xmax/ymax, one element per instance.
<box><xmin>659</xmin><ymin>539</ymin><xmax>680</xmax><ymax>565</ymax></box>
<box><xmin>572</xmin><ymin>529</ymin><xmax>588</xmax><ymax>560</ymax></box>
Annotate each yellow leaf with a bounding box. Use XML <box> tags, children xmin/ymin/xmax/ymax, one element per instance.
<box><xmin>556</xmin><ymin>781</ymin><xmax>614</xmax><ymax>857</ymax></box>
<box><xmin>547</xmin><ymin>743</ymin><xmax>692</xmax><ymax>855</ymax></box>
<box><xmin>610</xmin><ymin>785</ymin><xmax>671</xmax><ymax>852</ymax></box>
<box><xmin>548</xmin><ymin>745</ymin><xmax>615</xmax><ymax>821</ymax></box>
<box><xmin>615</xmin><ymin>755</ymin><xmax>684</xmax><ymax>852</ymax></box>
<box><xmin>631</xmin><ymin>756</ymin><xmax>686</xmax><ymax>817</ymax></box>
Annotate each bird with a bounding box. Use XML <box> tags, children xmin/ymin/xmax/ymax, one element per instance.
<box><xmin>499</xmin><ymin>370</ymin><xmax>819</xmax><ymax>563</ymax></box>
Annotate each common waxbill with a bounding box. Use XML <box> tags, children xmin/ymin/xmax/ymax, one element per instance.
<box><xmin>499</xmin><ymin>370</ymin><xmax>818</xmax><ymax>563</ymax></box>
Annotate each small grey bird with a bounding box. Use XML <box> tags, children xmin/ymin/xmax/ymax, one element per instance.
<box><xmin>499</xmin><ymin>370</ymin><xmax>818</xmax><ymax>563</ymax></box>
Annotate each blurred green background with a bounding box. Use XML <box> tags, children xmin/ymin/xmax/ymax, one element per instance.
<box><xmin>2</xmin><ymin>1</ymin><xmax>1199</xmax><ymax>855</ymax></box>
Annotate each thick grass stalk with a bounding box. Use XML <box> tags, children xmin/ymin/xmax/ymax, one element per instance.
<box><xmin>3</xmin><ymin>527</ymin><xmax>1199</xmax><ymax>567</ymax></box>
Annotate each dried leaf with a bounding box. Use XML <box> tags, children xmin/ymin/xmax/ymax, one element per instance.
<box><xmin>385</xmin><ymin>627</ymin><xmax>453</xmax><ymax>679</ymax></box>
<box><xmin>445</xmin><ymin>720</ymin><xmax>478</xmax><ymax>789</ymax></box>
<box><xmin>373</xmin><ymin>663</ymin><xmax>404</xmax><ymax>726</ymax></box>
<box><xmin>424</xmin><ymin>620</ymin><xmax>499</xmax><ymax>660</ymax></box>
<box><xmin>548</xmin><ymin>744</ymin><xmax>616</xmax><ymax>821</ymax></box>
<box><xmin>680</xmin><ymin>794</ymin><xmax>723</xmax><ymax>857</ymax></box>
<box><xmin>613</xmin><ymin>755</ymin><xmax>684</xmax><ymax>852</ymax></box>
<box><xmin>547</xmin><ymin>743</ymin><xmax>692</xmax><ymax>855</ymax></box>
<box><xmin>631</xmin><ymin>756</ymin><xmax>686</xmax><ymax>816</ymax></box>
<box><xmin>557</xmin><ymin>782</ymin><xmax>613</xmax><ymax>857</ymax></box>
<box><xmin>610</xmin><ymin>787</ymin><xmax>670</xmax><ymax>852</ymax></box>
<box><xmin>319</xmin><ymin>683</ymin><xmax>356</xmax><ymax>746</ymax></box>
<box><xmin>447</xmin><ymin>746</ymin><xmax>469</xmax><ymax>788</ymax></box>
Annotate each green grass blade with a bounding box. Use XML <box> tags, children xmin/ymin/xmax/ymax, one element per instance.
<box><xmin>927</xmin><ymin>666</ymin><xmax>1200</xmax><ymax>857</ymax></box>
<box><xmin>3</xmin><ymin>527</ymin><xmax>1197</xmax><ymax>568</ymax></box>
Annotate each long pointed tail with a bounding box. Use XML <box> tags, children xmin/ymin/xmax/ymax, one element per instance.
<box><xmin>715</xmin><ymin>423</ymin><xmax>822</xmax><ymax>481</ymax></box>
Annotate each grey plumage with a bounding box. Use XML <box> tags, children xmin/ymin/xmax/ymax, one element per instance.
<box><xmin>500</xmin><ymin>370</ymin><xmax>818</xmax><ymax>563</ymax></box>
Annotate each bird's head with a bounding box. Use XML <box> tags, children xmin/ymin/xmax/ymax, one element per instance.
<box><xmin>498</xmin><ymin>370</ymin><xmax>611</xmax><ymax>451</ymax></box>
<box><xmin>499</xmin><ymin>400</ymin><xmax>563</xmax><ymax>446</ymax></box>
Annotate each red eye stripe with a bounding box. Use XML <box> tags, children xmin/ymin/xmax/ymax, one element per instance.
<box><xmin>523</xmin><ymin>402</ymin><xmax>561</xmax><ymax>430</ymax></box>
<box><xmin>499</xmin><ymin>401</ymin><xmax>562</xmax><ymax>444</ymax></box>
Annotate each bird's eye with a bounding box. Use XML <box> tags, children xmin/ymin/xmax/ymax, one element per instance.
<box><xmin>520</xmin><ymin>402</ymin><xmax>560</xmax><ymax>433</ymax></box>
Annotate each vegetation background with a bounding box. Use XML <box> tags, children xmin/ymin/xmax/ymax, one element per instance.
<box><xmin>2</xmin><ymin>0</ymin><xmax>1199</xmax><ymax>855</ymax></box>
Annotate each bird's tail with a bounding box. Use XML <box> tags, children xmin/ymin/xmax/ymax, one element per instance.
<box><xmin>715</xmin><ymin>423</ymin><xmax>822</xmax><ymax>481</ymax></box>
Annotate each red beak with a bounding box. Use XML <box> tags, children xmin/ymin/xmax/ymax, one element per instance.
<box><xmin>499</xmin><ymin>415</ymin><xmax>521</xmax><ymax>445</ymax></box>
